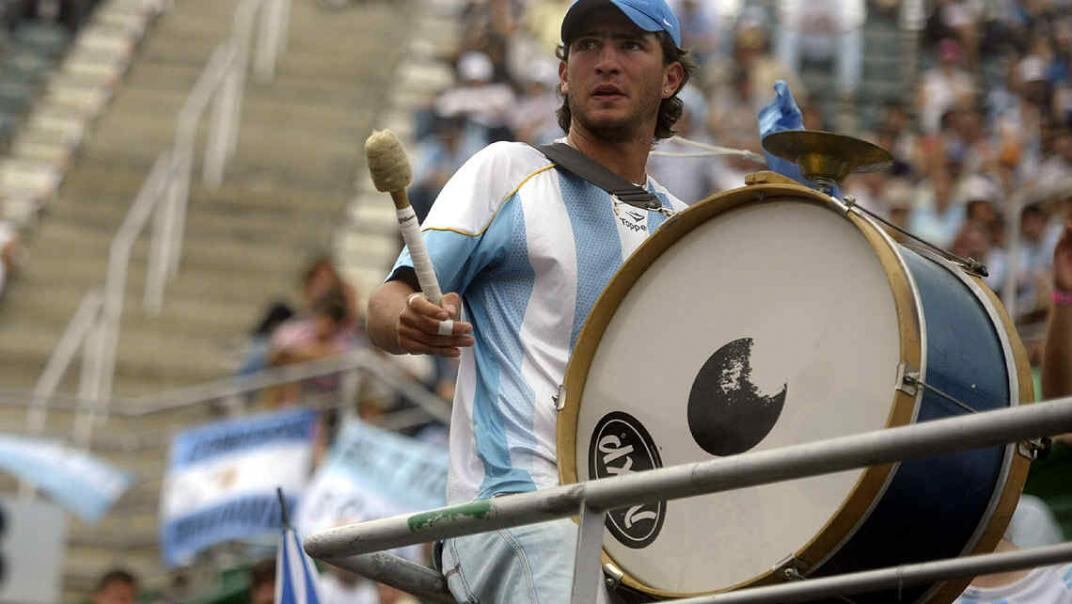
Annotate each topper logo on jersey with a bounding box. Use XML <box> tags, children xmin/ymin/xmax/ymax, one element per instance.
<box><xmin>589</xmin><ymin>411</ymin><xmax>665</xmax><ymax>548</ymax></box>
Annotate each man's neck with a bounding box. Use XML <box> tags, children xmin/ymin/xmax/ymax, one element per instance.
<box><xmin>566</xmin><ymin>128</ymin><xmax>652</xmax><ymax>185</ymax></box>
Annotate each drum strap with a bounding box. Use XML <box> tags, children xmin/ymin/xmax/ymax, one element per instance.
<box><xmin>533</xmin><ymin>143</ymin><xmax>664</xmax><ymax>211</ymax></box>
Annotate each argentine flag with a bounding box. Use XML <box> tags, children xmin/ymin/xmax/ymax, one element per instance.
<box><xmin>277</xmin><ymin>488</ymin><xmax>321</xmax><ymax>604</ymax></box>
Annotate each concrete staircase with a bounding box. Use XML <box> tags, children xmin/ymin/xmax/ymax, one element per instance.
<box><xmin>0</xmin><ymin>0</ymin><xmax>412</xmax><ymax>598</ymax></box>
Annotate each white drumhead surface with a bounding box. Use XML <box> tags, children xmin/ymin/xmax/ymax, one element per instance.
<box><xmin>576</xmin><ymin>201</ymin><xmax>904</xmax><ymax>593</ymax></box>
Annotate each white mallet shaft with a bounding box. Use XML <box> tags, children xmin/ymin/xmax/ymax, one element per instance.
<box><xmin>365</xmin><ymin>130</ymin><xmax>443</xmax><ymax>305</ymax></box>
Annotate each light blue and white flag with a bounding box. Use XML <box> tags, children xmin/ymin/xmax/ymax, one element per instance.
<box><xmin>277</xmin><ymin>489</ymin><xmax>321</xmax><ymax>604</ymax></box>
<box><xmin>296</xmin><ymin>418</ymin><xmax>448</xmax><ymax>538</ymax></box>
<box><xmin>0</xmin><ymin>433</ymin><xmax>131</xmax><ymax>522</ymax></box>
<box><xmin>160</xmin><ymin>408</ymin><xmax>319</xmax><ymax>567</ymax></box>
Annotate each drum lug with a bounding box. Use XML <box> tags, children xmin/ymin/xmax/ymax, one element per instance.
<box><xmin>1018</xmin><ymin>437</ymin><xmax>1051</xmax><ymax>461</ymax></box>
<box><xmin>553</xmin><ymin>384</ymin><xmax>567</xmax><ymax>412</ymax></box>
<box><xmin>895</xmin><ymin>363</ymin><xmax>920</xmax><ymax>396</ymax></box>
<box><xmin>773</xmin><ymin>555</ymin><xmax>810</xmax><ymax>582</ymax></box>
<box><xmin>602</xmin><ymin>562</ymin><xmax>624</xmax><ymax>590</ymax></box>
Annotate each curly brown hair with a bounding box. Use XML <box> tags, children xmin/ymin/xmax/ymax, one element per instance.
<box><xmin>555</xmin><ymin>32</ymin><xmax>696</xmax><ymax>141</ymax></box>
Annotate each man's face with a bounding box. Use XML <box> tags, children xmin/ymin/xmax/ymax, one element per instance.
<box><xmin>560</xmin><ymin>8</ymin><xmax>683</xmax><ymax>142</ymax></box>
<box><xmin>93</xmin><ymin>581</ymin><xmax>136</xmax><ymax>604</ymax></box>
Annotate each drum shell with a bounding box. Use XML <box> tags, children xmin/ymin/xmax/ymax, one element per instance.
<box><xmin>557</xmin><ymin>183</ymin><xmax>1033</xmax><ymax>602</ymax></box>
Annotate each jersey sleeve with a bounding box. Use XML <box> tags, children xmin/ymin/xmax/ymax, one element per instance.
<box><xmin>388</xmin><ymin>142</ymin><xmax>548</xmax><ymax>295</ymax></box>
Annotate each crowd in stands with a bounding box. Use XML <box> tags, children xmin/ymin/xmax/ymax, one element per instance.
<box><xmin>405</xmin><ymin>0</ymin><xmax>1072</xmax><ymax>359</ymax></box>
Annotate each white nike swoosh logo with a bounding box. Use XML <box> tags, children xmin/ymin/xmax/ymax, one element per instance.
<box><xmin>663</xmin><ymin>18</ymin><xmax>672</xmax><ymax>26</ymax></box>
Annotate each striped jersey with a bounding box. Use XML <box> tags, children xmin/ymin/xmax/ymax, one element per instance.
<box><xmin>390</xmin><ymin>141</ymin><xmax>687</xmax><ymax>504</ymax></box>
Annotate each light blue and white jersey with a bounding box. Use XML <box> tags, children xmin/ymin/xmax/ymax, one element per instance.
<box><xmin>390</xmin><ymin>141</ymin><xmax>687</xmax><ymax>504</ymax></box>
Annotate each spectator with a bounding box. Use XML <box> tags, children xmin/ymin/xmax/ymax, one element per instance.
<box><xmin>910</xmin><ymin>170</ymin><xmax>965</xmax><ymax>248</ymax></box>
<box><xmin>775</xmin><ymin>0</ymin><xmax>866</xmax><ymax>97</ymax></box>
<box><xmin>270</xmin><ymin>289</ymin><xmax>359</xmax><ymax>369</ymax></box>
<box><xmin>301</xmin><ymin>255</ymin><xmax>359</xmax><ymax>325</ymax></box>
<box><xmin>91</xmin><ymin>569</ymin><xmax>138</xmax><ymax>604</ymax></box>
<box><xmin>434</xmin><ymin>51</ymin><xmax>516</xmax><ymax>144</ymax></box>
<box><xmin>1036</xmin><ymin>129</ymin><xmax>1072</xmax><ymax>193</ymax></box>
<box><xmin>918</xmin><ymin>39</ymin><xmax>976</xmax><ymax>134</ymax></box>
<box><xmin>410</xmin><ymin>114</ymin><xmax>484</xmax><ymax>222</ymax></box>
<box><xmin>671</xmin><ymin>0</ymin><xmax>719</xmax><ymax>66</ymax></box>
<box><xmin>0</xmin><ymin>220</ymin><xmax>19</xmax><ymax>300</ymax></box>
<box><xmin>507</xmin><ymin>59</ymin><xmax>561</xmax><ymax>145</ymax></box>
<box><xmin>247</xmin><ymin>559</ymin><xmax>274</xmax><ymax>604</ymax></box>
<box><xmin>1044</xmin><ymin>221</ymin><xmax>1072</xmax><ymax>398</ymax></box>
<box><xmin>266</xmin><ymin>289</ymin><xmax>362</xmax><ymax>408</ymax></box>
<box><xmin>237</xmin><ymin>302</ymin><xmax>295</xmax><ymax>377</ymax></box>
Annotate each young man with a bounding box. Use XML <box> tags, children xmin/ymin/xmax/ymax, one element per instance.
<box><xmin>367</xmin><ymin>0</ymin><xmax>694</xmax><ymax>600</ymax></box>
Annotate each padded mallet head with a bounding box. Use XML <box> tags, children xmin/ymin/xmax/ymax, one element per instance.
<box><xmin>365</xmin><ymin>129</ymin><xmax>413</xmax><ymax>193</ymax></box>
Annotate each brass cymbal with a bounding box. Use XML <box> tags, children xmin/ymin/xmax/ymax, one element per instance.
<box><xmin>762</xmin><ymin>130</ymin><xmax>893</xmax><ymax>186</ymax></box>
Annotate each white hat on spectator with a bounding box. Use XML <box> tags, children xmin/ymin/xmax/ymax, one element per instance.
<box><xmin>458</xmin><ymin>51</ymin><xmax>494</xmax><ymax>83</ymax></box>
<box><xmin>884</xmin><ymin>179</ymin><xmax>915</xmax><ymax>210</ymax></box>
<box><xmin>523</xmin><ymin>58</ymin><xmax>560</xmax><ymax>88</ymax></box>
<box><xmin>956</xmin><ymin>174</ymin><xmax>999</xmax><ymax>204</ymax></box>
<box><xmin>1018</xmin><ymin>56</ymin><xmax>1048</xmax><ymax>84</ymax></box>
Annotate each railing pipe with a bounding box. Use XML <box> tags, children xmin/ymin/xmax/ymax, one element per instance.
<box><xmin>25</xmin><ymin>290</ymin><xmax>103</xmax><ymax>437</ymax></box>
<box><xmin>203</xmin><ymin>43</ymin><xmax>240</xmax><ymax>187</ymax></box>
<box><xmin>679</xmin><ymin>542</ymin><xmax>1072</xmax><ymax>604</ymax></box>
<box><xmin>144</xmin><ymin>184</ymin><xmax>170</xmax><ymax>314</ymax></box>
<box><xmin>229</xmin><ymin>0</ymin><xmax>260</xmax><ymax>159</ymax></box>
<box><xmin>124</xmin><ymin>351</ymin><xmax>451</xmax><ymax>422</ymax></box>
<box><xmin>92</xmin><ymin>154</ymin><xmax>173</xmax><ymax>410</ymax></box>
<box><xmin>253</xmin><ymin>0</ymin><xmax>286</xmax><ymax>82</ymax></box>
<box><xmin>321</xmin><ymin>553</ymin><xmax>453</xmax><ymax>604</ymax></box>
<box><xmin>4</xmin><ymin>353</ymin><xmax>452</xmax><ymax>422</ymax></box>
<box><xmin>18</xmin><ymin>289</ymin><xmax>105</xmax><ymax>499</ymax></box>
<box><xmin>305</xmin><ymin>397</ymin><xmax>1072</xmax><ymax>559</ymax></box>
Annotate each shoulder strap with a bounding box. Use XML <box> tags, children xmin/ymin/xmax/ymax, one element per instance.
<box><xmin>534</xmin><ymin>143</ymin><xmax>661</xmax><ymax>210</ymax></box>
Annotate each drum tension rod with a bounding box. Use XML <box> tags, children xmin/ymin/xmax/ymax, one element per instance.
<box><xmin>777</xmin><ymin>563</ymin><xmax>860</xmax><ymax>604</ymax></box>
<box><xmin>842</xmin><ymin>197</ymin><xmax>989</xmax><ymax>278</ymax></box>
<box><xmin>899</xmin><ymin>368</ymin><xmax>1050</xmax><ymax>460</ymax></box>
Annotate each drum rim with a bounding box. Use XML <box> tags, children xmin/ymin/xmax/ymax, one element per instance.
<box><xmin>556</xmin><ymin>182</ymin><xmax>926</xmax><ymax>598</ymax></box>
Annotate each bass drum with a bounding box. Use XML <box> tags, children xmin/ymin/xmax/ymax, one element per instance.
<box><xmin>557</xmin><ymin>182</ymin><xmax>1033</xmax><ymax>603</ymax></box>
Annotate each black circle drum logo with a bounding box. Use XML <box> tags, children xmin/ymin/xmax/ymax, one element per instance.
<box><xmin>588</xmin><ymin>411</ymin><xmax>665</xmax><ymax>548</ymax></box>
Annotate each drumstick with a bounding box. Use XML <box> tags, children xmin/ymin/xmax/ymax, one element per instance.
<box><xmin>365</xmin><ymin>129</ymin><xmax>443</xmax><ymax>305</ymax></box>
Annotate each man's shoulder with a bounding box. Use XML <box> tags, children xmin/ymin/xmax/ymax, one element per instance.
<box><xmin>465</xmin><ymin>141</ymin><xmax>555</xmax><ymax>181</ymax></box>
<box><xmin>424</xmin><ymin>142</ymin><xmax>557</xmax><ymax>234</ymax></box>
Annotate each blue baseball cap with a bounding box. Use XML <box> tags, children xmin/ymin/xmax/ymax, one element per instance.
<box><xmin>561</xmin><ymin>0</ymin><xmax>683</xmax><ymax>50</ymax></box>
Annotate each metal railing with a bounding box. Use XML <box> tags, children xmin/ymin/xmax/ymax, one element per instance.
<box><xmin>305</xmin><ymin>397</ymin><xmax>1072</xmax><ymax>604</ymax></box>
<box><xmin>26</xmin><ymin>0</ymin><xmax>291</xmax><ymax>454</ymax></box>
<box><xmin>10</xmin><ymin>349</ymin><xmax>450</xmax><ymax>447</ymax></box>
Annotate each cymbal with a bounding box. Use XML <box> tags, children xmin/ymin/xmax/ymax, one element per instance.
<box><xmin>762</xmin><ymin>130</ymin><xmax>893</xmax><ymax>186</ymax></box>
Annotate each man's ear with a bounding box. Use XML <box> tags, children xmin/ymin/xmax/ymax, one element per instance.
<box><xmin>559</xmin><ymin>60</ymin><xmax>569</xmax><ymax>96</ymax></box>
<box><xmin>663</xmin><ymin>62</ymin><xmax>685</xmax><ymax>99</ymax></box>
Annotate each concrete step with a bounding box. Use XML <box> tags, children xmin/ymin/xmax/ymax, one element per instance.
<box><xmin>56</xmin><ymin>151</ymin><xmax>353</xmax><ymax>209</ymax></box>
<box><xmin>0</xmin><ymin>319</ymin><xmax>240</xmax><ymax>388</ymax></box>
<box><xmin>0</xmin><ymin>277</ymin><xmax>277</xmax><ymax>344</ymax></box>
<box><xmin>30</xmin><ymin>217</ymin><xmax>308</xmax><ymax>274</ymax></box>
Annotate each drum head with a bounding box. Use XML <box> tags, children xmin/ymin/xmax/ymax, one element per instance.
<box><xmin>561</xmin><ymin>187</ymin><xmax>920</xmax><ymax>596</ymax></box>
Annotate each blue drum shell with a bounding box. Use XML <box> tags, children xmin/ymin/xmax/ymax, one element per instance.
<box><xmin>812</xmin><ymin>247</ymin><xmax>1014</xmax><ymax>604</ymax></box>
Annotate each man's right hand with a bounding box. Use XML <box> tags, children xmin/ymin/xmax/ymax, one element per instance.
<box><xmin>396</xmin><ymin>291</ymin><xmax>474</xmax><ymax>357</ymax></box>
